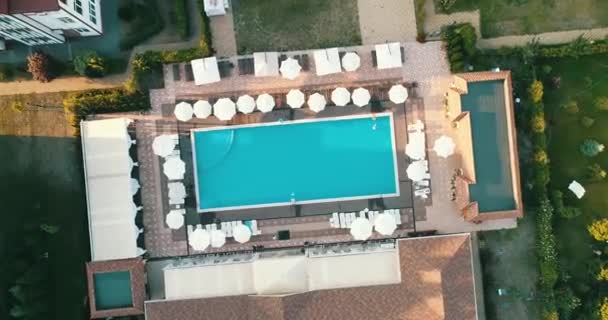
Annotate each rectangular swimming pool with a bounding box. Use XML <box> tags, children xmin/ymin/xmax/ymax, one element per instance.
<box><xmin>191</xmin><ymin>114</ymin><xmax>399</xmax><ymax>212</ymax></box>
<box><xmin>93</xmin><ymin>271</ymin><xmax>133</xmax><ymax>310</ymax></box>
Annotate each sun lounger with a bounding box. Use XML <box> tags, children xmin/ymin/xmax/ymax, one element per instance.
<box><xmin>251</xmin><ymin>220</ymin><xmax>261</xmax><ymax>235</ymax></box>
<box><xmin>187</xmin><ymin>225</ymin><xmax>194</xmax><ymax>235</ymax></box>
<box><xmin>368</xmin><ymin>211</ymin><xmax>376</xmax><ymax>224</ymax></box>
<box><xmin>205</xmin><ymin>224</ymin><xmax>212</xmax><ymax>231</ymax></box>
<box><xmin>393</xmin><ymin>210</ymin><xmax>402</xmax><ymax>224</ymax></box>
<box><xmin>339</xmin><ymin>212</ymin><xmax>346</xmax><ymax>228</ymax></box>
<box><xmin>330</xmin><ymin>212</ymin><xmax>340</xmax><ymax>228</ymax></box>
<box><xmin>347</xmin><ymin>212</ymin><xmax>356</xmax><ymax>227</ymax></box>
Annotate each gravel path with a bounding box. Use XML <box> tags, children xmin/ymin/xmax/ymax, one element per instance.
<box><xmin>357</xmin><ymin>0</ymin><xmax>417</xmax><ymax>44</ymax></box>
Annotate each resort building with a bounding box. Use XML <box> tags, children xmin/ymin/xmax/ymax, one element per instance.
<box><xmin>0</xmin><ymin>0</ymin><xmax>102</xmax><ymax>46</ymax></box>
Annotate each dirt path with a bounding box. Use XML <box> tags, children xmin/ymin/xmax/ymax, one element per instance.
<box><xmin>357</xmin><ymin>0</ymin><xmax>418</xmax><ymax>44</ymax></box>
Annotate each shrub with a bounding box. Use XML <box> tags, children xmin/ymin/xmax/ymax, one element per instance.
<box><xmin>542</xmin><ymin>311</ymin><xmax>558</xmax><ymax>320</ymax></box>
<box><xmin>581</xmin><ymin>116</ymin><xmax>595</xmax><ymax>128</ymax></box>
<box><xmin>598</xmin><ymin>266</ymin><xmax>608</xmax><ymax>281</ymax></box>
<box><xmin>588</xmin><ymin>219</ymin><xmax>608</xmax><ymax>241</ymax></box>
<box><xmin>456</xmin><ymin>23</ymin><xmax>477</xmax><ymax>56</ymax></box>
<box><xmin>438</xmin><ymin>0</ymin><xmax>458</xmax><ymax>12</ymax></box>
<box><xmin>580</xmin><ymin>139</ymin><xmax>605</xmax><ymax>157</ymax></box>
<box><xmin>599</xmin><ymin>297</ymin><xmax>608</xmax><ymax>320</ymax></box>
<box><xmin>561</xmin><ymin>207</ymin><xmax>582</xmax><ymax>219</ymax></box>
<box><xmin>531</xmin><ymin>114</ymin><xmax>546</xmax><ymax>133</ymax></box>
<box><xmin>442</xmin><ymin>23</ymin><xmax>477</xmax><ymax>72</ymax></box>
<box><xmin>562</xmin><ymin>100</ymin><xmax>579</xmax><ymax>114</ymax></box>
<box><xmin>414</xmin><ymin>0</ymin><xmax>426</xmax><ymax>41</ymax></box>
<box><xmin>529</xmin><ymin>80</ymin><xmax>544</xmax><ymax>103</ymax></box>
<box><xmin>537</xmin><ymin>198</ymin><xmax>558</xmax><ymax>288</ymax></box>
<box><xmin>594</xmin><ymin>96</ymin><xmax>608</xmax><ymax>110</ymax></box>
<box><xmin>73</xmin><ymin>51</ymin><xmax>106</xmax><ymax>78</ymax></box>
<box><xmin>587</xmin><ymin>163</ymin><xmax>607</xmax><ymax>181</ymax></box>
<box><xmin>555</xmin><ymin>286</ymin><xmax>581</xmax><ymax>320</ymax></box>
<box><xmin>542</xmin><ymin>65</ymin><xmax>552</xmax><ymax>75</ymax></box>
<box><xmin>197</xmin><ymin>0</ymin><xmax>214</xmax><ymax>56</ymax></box>
<box><xmin>26</xmin><ymin>51</ymin><xmax>52</xmax><ymax>82</ymax></box>
<box><xmin>534</xmin><ymin>149</ymin><xmax>549</xmax><ymax>164</ymax></box>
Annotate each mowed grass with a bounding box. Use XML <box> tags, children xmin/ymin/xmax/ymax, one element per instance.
<box><xmin>232</xmin><ymin>0</ymin><xmax>361</xmax><ymax>54</ymax></box>
<box><xmin>0</xmin><ymin>94</ymin><xmax>89</xmax><ymax>320</ymax></box>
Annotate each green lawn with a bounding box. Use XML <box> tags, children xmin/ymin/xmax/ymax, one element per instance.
<box><xmin>232</xmin><ymin>0</ymin><xmax>361</xmax><ymax>54</ymax></box>
<box><xmin>0</xmin><ymin>95</ymin><xmax>89</xmax><ymax>320</ymax></box>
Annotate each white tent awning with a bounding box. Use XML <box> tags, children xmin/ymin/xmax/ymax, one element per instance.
<box><xmin>350</xmin><ymin>217</ymin><xmax>373</xmax><ymax>240</ymax></box>
<box><xmin>341</xmin><ymin>52</ymin><xmax>360</xmax><ymax>72</ymax></box>
<box><xmin>168</xmin><ymin>182</ymin><xmax>187</xmax><ymax>200</ymax></box>
<box><xmin>389</xmin><ymin>84</ymin><xmax>408</xmax><ymax>104</ymax></box>
<box><xmin>331</xmin><ymin>87</ymin><xmax>351</xmax><ymax>107</ymax></box>
<box><xmin>203</xmin><ymin>0</ymin><xmax>226</xmax><ymax>16</ymax></box>
<box><xmin>279</xmin><ymin>57</ymin><xmax>301</xmax><ymax>80</ymax></box>
<box><xmin>433</xmin><ymin>135</ymin><xmax>456</xmax><ymax>158</ymax></box>
<box><xmin>236</xmin><ymin>95</ymin><xmax>256</xmax><ymax>114</ymax></box>
<box><xmin>313</xmin><ymin>48</ymin><xmax>341</xmax><ymax>76</ymax></box>
<box><xmin>406</xmin><ymin>160</ymin><xmax>427</xmax><ymax>182</ymax></box>
<box><xmin>256</xmin><ymin>93</ymin><xmax>275</xmax><ymax>113</ymax></box>
<box><xmin>374</xmin><ymin>213</ymin><xmax>397</xmax><ymax>235</ymax></box>
<box><xmin>193</xmin><ymin>100</ymin><xmax>212</xmax><ymax>119</ymax></box>
<box><xmin>352</xmin><ymin>87</ymin><xmax>371</xmax><ymax>107</ymax></box>
<box><xmin>213</xmin><ymin>98</ymin><xmax>237</xmax><ymax>121</ymax></box>
<box><xmin>308</xmin><ymin>93</ymin><xmax>326</xmax><ymax>113</ymax></box>
<box><xmin>286</xmin><ymin>89</ymin><xmax>305</xmax><ymax>109</ymax></box>
<box><xmin>191</xmin><ymin>57</ymin><xmax>221</xmax><ymax>85</ymax></box>
<box><xmin>152</xmin><ymin>134</ymin><xmax>177</xmax><ymax>158</ymax></box>
<box><xmin>163</xmin><ymin>156</ymin><xmax>186</xmax><ymax>180</ymax></box>
<box><xmin>569</xmin><ymin>180</ymin><xmax>585</xmax><ymax>199</ymax></box>
<box><xmin>174</xmin><ymin>102</ymin><xmax>193</xmax><ymax>122</ymax></box>
<box><xmin>233</xmin><ymin>224</ymin><xmax>252</xmax><ymax>243</ymax></box>
<box><xmin>189</xmin><ymin>227</ymin><xmax>211</xmax><ymax>251</ymax></box>
<box><xmin>210</xmin><ymin>229</ymin><xmax>226</xmax><ymax>248</ymax></box>
<box><xmin>375</xmin><ymin>42</ymin><xmax>403</xmax><ymax>69</ymax></box>
<box><xmin>165</xmin><ymin>210</ymin><xmax>185</xmax><ymax>229</ymax></box>
<box><xmin>254</xmin><ymin>52</ymin><xmax>279</xmax><ymax>77</ymax></box>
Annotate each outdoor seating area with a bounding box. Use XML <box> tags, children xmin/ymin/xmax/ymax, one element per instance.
<box><xmin>405</xmin><ymin>120</ymin><xmax>432</xmax><ymax>199</ymax></box>
<box><xmin>186</xmin><ymin>220</ymin><xmax>262</xmax><ymax>252</ymax></box>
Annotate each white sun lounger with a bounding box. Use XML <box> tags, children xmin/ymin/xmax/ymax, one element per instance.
<box><xmin>339</xmin><ymin>212</ymin><xmax>346</xmax><ymax>228</ymax></box>
<box><xmin>251</xmin><ymin>220</ymin><xmax>261</xmax><ymax>235</ymax></box>
<box><xmin>330</xmin><ymin>212</ymin><xmax>340</xmax><ymax>228</ymax></box>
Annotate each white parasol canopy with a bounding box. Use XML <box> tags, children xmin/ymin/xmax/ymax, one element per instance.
<box><xmin>233</xmin><ymin>224</ymin><xmax>252</xmax><ymax>244</ymax></box>
<box><xmin>433</xmin><ymin>135</ymin><xmax>456</xmax><ymax>158</ymax></box>
<box><xmin>374</xmin><ymin>213</ymin><xmax>397</xmax><ymax>236</ymax></box>
<box><xmin>308</xmin><ymin>93</ymin><xmax>326</xmax><ymax>113</ymax></box>
<box><xmin>174</xmin><ymin>102</ymin><xmax>193</xmax><ymax>122</ymax></box>
<box><xmin>406</xmin><ymin>160</ymin><xmax>427</xmax><ymax>182</ymax></box>
<box><xmin>351</xmin><ymin>87</ymin><xmax>371</xmax><ymax>107</ymax></box>
<box><xmin>341</xmin><ymin>52</ymin><xmax>361</xmax><ymax>71</ymax></box>
<box><xmin>405</xmin><ymin>141</ymin><xmax>425</xmax><ymax>160</ymax></box>
<box><xmin>236</xmin><ymin>95</ymin><xmax>256</xmax><ymax>114</ymax></box>
<box><xmin>331</xmin><ymin>87</ymin><xmax>351</xmax><ymax>107</ymax></box>
<box><xmin>191</xmin><ymin>57</ymin><xmax>220</xmax><ymax>85</ymax></box>
<box><xmin>130</xmin><ymin>178</ymin><xmax>140</xmax><ymax>196</ymax></box>
<box><xmin>213</xmin><ymin>98</ymin><xmax>236</xmax><ymax>121</ymax></box>
<box><xmin>568</xmin><ymin>180</ymin><xmax>585</xmax><ymax>199</ymax></box>
<box><xmin>254</xmin><ymin>52</ymin><xmax>279</xmax><ymax>77</ymax></box>
<box><xmin>279</xmin><ymin>57</ymin><xmax>301</xmax><ymax>80</ymax></box>
<box><xmin>256</xmin><ymin>93</ymin><xmax>275</xmax><ymax>113</ymax></box>
<box><xmin>163</xmin><ymin>156</ymin><xmax>186</xmax><ymax>180</ymax></box>
<box><xmin>189</xmin><ymin>228</ymin><xmax>210</xmax><ymax>251</ymax></box>
<box><xmin>375</xmin><ymin>42</ymin><xmax>403</xmax><ymax>69</ymax></box>
<box><xmin>165</xmin><ymin>210</ymin><xmax>184</xmax><ymax>229</ymax></box>
<box><xmin>286</xmin><ymin>89</ymin><xmax>305</xmax><ymax>109</ymax></box>
<box><xmin>152</xmin><ymin>135</ymin><xmax>176</xmax><ymax>157</ymax></box>
<box><xmin>313</xmin><ymin>48</ymin><xmax>341</xmax><ymax>76</ymax></box>
<box><xmin>168</xmin><ymin>182</ymin><xmax>186</xmax><ymax>200</ymax></box>
<box><xmin>193</xmin><ymin>100</ymin><xmax>212</xmax><ymax>119</ymax></box>
<box><xmin>350</xmin><ymin>217</ymin><xmax>373</xmax><ymax>240</ymax></box>
<box><xmin>210</xmin><ymin>229</ymin><xmax>226</xmax><ymax>248</ymax></box>
<box><xmin>389</xmin><ymin>85</ymin><xmax>408</xmax><ymax>104</ymax></box>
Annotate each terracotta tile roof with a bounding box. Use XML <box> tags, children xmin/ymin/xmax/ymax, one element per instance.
<box><xmin>145</xmin><ymin>234</ymin><xmax>478</xmax><ymax>320</ymax></box>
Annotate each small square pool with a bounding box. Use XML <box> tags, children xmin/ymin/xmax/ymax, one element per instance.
<box><xmin>93</xmin><ymin>271</ymin><xmax>133</xmax><ymax>310</ymax></box>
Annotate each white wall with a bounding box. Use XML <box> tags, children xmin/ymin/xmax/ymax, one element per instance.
<box><xmin>58</xmin><ymin>0</ymin><xmax>102</xmax><ymax>34</ymax></box>
<box><xmin>0</xmin><ymin>14</ymin><xmax>64</xmax><ymax>45</ymax></box>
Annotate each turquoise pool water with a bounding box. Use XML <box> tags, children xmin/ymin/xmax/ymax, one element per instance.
<box><xmin>192</xmin><ymin>114</ymin><xmax>399</xmax><ymax>211</ymax></box>
<box><xmin>460</xmin><ymin>80</ymin><xmax>516</xmax><ymax>212</ymax></box>
<box><xmin>93</xmin><ymin>271</ymin><xmax>133</xmax><ymax>310</ymax></box>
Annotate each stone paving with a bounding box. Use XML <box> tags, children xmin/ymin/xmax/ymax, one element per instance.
<box><xmin>357</xmin><ymin>0</ymin><xmax>418</xmax><ymax>44</ymax></box>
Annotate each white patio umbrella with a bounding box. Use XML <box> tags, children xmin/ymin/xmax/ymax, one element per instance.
<box><xmin>130</xmin><ymin>178</ymin><xmax>140</xmax><ymax>196</ymax></box>
<box><xmin>286</xmin><ymin>89</ymin><xmax>305</xmax><ymax>109</ymax></box>
<box><xmin>308</xmin><ymin>93</ymin><xmax>326</xmax><ymax>113</ymax></box>
<box><xmin>406</xmin><ymin>142</ymin><xmax>425</xmax><ymax>160</ymax></box>
<box><xmin>236</xmin><ymin>95</ymin><xmax>256</xmax><ymax>114</ymax></box>
<box><xmin>189</xmin><ymin>228</ymin><xmax>210</xmax><ymax>251</ymax></box>
<box><xmin>388</xmin><ymin>84</ymin><xmax>408</xmax><ymax>104</ymax></box>
<box><xmin>210</xmin><ymin>229</ymin><xmax>226</xmax><ymax>248</ymax></box>
<box><xmin>350</xmin><ymin>217</ymin><xmax>373</xmax><ymax>240</ymax></box>
<box><xmin>152</xmin><ymin>135</ymin><xmax>176</xmax><ymax>158</ymax></box>
<box><xmin>163</xmin><ymin>156</ymin><xmax>186</xmax><ymax>180</ymax></box>
<box><xmin>165</xmin><ymin>210</ymin><xmax>184</xmax><ymax>229</ymax></box>
<box><xmin>331</xmin><ymin>87</ymin><xmax>351</xmax><ymax>107</ymax></box>
<box><xmin>193</xmin><ymin>100</ymin><xmax>212</xmax><ymax>119</ymax></box>
<box><xmin>406</xmin><ymin>160</ymin><xmax>427</xmax><ymax>182</ymax></box>
<box><xmin>168</xmin><ymin>182</ymin><xmax>186</xmax><ymax>200</ymax></box>
<box><xmin>433</xmin><ymin>135</ymin><xmax>456</xmax><ymax>158</ymax></box>
<box><xmin>256</xmin><ymin>93</ymin><xmax>275</xmax><ymax>113</ymax></box>
<box><xmin>174</xmin><ymin>102</ymin><xmax>193</xmax><ymax>122</ymax></box>
<box><xmin>233</xmin><ymin>223</ymin><xmax>252</xmax><ymax>244</ymax></box>
<box><xmin>374</xmin><ymin>213</ymin><xmax>397</xmax><ymax>236</ymax></box>
<box><xmin>213</xmin><ymin>98</ymin><xmax>236</xmax><ymax>121</ymax></box>
<box><xmin>279</xmin><ymin>57</ymin><xmax>301</xmax><ymax>80</ymax></box>
<box><xmin>568</xmin><ymin>180</ymin><xmax>585</xmax><ymax>199</ymax></box>
<box><xmin>352</xmin><ymin>87</ymin><xmax>371</xmax><ymax>107</ymax></box>
<box><xmin>341</xmin><ymin>52</ymin><xmax>361</xmax><ymax>72</ymax></box>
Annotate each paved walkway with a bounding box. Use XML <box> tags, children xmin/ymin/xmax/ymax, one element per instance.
<box><xmin>423</xmin><ymin>0</ymin><xmax>481</xmax><ymax>37</ymax></box>
<box><xmin>209</xmin><ymin>10</ymin><xmax>237</xmax><ymax>56</ymax></box>
<box><xmin>357</xmin><ymin>0</ymin><xmax>418</xmax><ymax>44</ymax></box>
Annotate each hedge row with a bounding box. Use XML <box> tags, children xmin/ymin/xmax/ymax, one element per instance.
<box><xmin>119</xmin><ymin>0</ymin><xmax>165</xmax><ymax>50</ymax></box>
<box><xmin>538</xmin><ymin>36</ymin><xmax>608</xmax><ymax>59</ymax></box>
<box><xmin>173</xmin><ymin>0</ymin><xmax>189</xmax><ymax>39</ymax></box>
<box><xmin>442</xmin><ymin>23</ymin><xmax>477</xmax><ymax>72</ymax></box>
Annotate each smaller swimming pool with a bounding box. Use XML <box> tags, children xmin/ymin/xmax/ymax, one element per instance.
<box><xmin>93</xmin><ymin>271</ymin><xmax>133</xmax><ymax>310</ymax></box>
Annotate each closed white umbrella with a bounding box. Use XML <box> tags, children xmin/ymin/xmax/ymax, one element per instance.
<box><xmin>152</xmin><ymin>135</ymin><xmax>176</xmax><ymax>158</ymax></box>
<box><xmin>308</xmin><ymin>93</ymin><xmax>326</xmax><ymax>113</ymax></box>
<box><xmin>341</xmin><ymin>52</ymin><xmax>361</xmax><ymax>72</ymax></box>
<box><xmin>279</xmin><ymin>57</ymin><xmax>301</xmax><ymax>80</ymax></box>
<box><xmin>433</xmin><ymin>135</ymin><xmax>456</xmax><ymax>158</ymax></box>
<box><xmin>351</xmin><ymin>87</ymin><xmax>371</xmax><ymax>107</ymax></box>
<box><xmin>210</xmin><ymin>229</ymin><xmax>226</xmax><ymax>248</ymax></box>
<box><xmin>405</xmin><ymin>142</ymin><xmax>425</xmax><ymax>160</ymax></box>
<box><xmin>236</xmin><ymin>95</ymin><xmax>256</xmax><ymax>114</ymax></box>
<box><xmin>165</xmin><ymin>210</ymin><xmax>184</xmax><ymax>229</ymax></box>
<box><xmin>168</xmin><ymin>182</ymin><xmax>186</xmax><ymax>200</ymax></box>
<box><xmin>374</xmin><ymin>213</ymin><xmax>397</xmax><ymax>236</ymax></box>
<box><xmin>331</xmin><ymin>87</ymin><xmax>351</xmax><ymax>106</ymax></box>
<box><xmin>568</xmin><ymin>180</ymin><xmax>585</xmax><ymax>199</ymax></box>
<box><xmin>406</xmin><ymin>160</ymin><xmax>426</xmax><ymax>182</ymax></box>
<box><xmin>213</xmin><ymin>98</ymin><xmax>236</xmax><ymax>121</ymax></box>
<box><xmin>286</xmin><ymin>89</ymin><xmax>305</xmax><ymax>109</ymax></box>
<box><xmin>163</xmin><ymin>156</ymin><xmax>186</xmax><ymax>180</ymax></box>
<box><xmin>233</xmin><ymin>224</ymin><xmax>252</xmax><ymax>243</ymax></box>
<box><xmin>193</xmin><ymin>100</ymin><xmax>212</xmax><ymax>119</ymax></box>
<box><xmin>174</xmin><ymin>102</ymin><xmax>193</xmax><ymax>122</ymax></box>
<box><xmin>189</xmin><ymin>228</ymin><xmax>210</xmax><ymax>251</ymax></box>
<box><xmin>350</xmin><ymin>217</ymin><xmax>373</xmax><ymax>240</ymax></box>
<box><xmin>256</xmin><ymin>93</ymin><xmax>275</xmax><ymax>113</ymax></box>
<box><xmin>389</xmin><ymin>85</ymin><xmax>408</xmax><ymax>104</ymax></box>
<box><xmin>130</xmin><ymin>178</ymin><xmax>140</xmax><ymax>196</ymax></box>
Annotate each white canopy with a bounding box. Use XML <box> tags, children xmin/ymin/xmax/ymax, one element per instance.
<box><xmin>189</xmin><ymin>228</ymin><xmax>210</xmax><ymax>251</ymax></box>
<box><xmin>193</xmin><ymin>100</ymin><xmax>212</xmax><ymax>119</ymax></box>
<box><xmin>152</xmin><ymin>135</ymin><xmax>176</xmax><ymax>158</ymax></box>
<box><xmin>130</xmin><ymin>178</ymin><xmax>140</xmax><ymax>195</ymax></box>
<box><xmin>308</xmin><ymin>93</ymin><xmax>326</xmax><ymax>113</ymax></box>
<box><xmin>165</xmin><ymin>210</ymin><xmax>184</xmax><ymax>229</ymax></box>
<box><xmin>331</xmin><ymin>87</ymin><xmax>351</xmax><ymax>107</ymax></box>
<box><xmin>168</xmin><ymin>182</ymin><xmax>186</xmax><ymax>200</ymax></box>
<box><xmin>81</xmin><ymin>118</ymin><xmax>138</xmax><ymax>261</ymax></box>
<box><xmin>406</xmin><ymin>131</ymin><xmax>425</xmax><ymax>160</ymax></box>
<box><xmin>203</xmin><ymin>0</ymin><xmax>226</xmax><ymax>16</ymax></box>
<box><xmin>254</xmin><ymin>52</ymin><xmax>279</xmax><ymax>77</ymax></box>
<box><xmin>256</xmin><ymin>93</ymin><xmax>275</xmax><ymax>113</ymax></box>
<box><xmin>406</xmin><ymin>160</ymin><xmax>427</xmax><ymax>182</ymax></box>
<box><xmin>174</xmin><ymin>102</ymin><xmax>193</xmax><ymax>122</ymax></box>
<box><xmin>569</xmin><ymin>180</ymin><xmax>585</xmax><ymax>199</ymax></box>
<box><xmin>352</xmin><ymin>87</ymin><xmax>371</xmax><ymax>107</ymax></box>
<box><xmin>349</xmin><ymin>217</ymin><xmax>373</xmax><ymax>240</ymax></box>
<box><xmin>313</xmin><ymin>48</ymin><xmax>341</xmax><ymax>76</ymax></box>
<box><xmin>341</xmin><ymin>52</ymin><xmax>360</xmax><ymax>72</ymax></box>
<box><xmin>389</xmin><ymin>84</ymin><xmax>408</xmax><ymax>104</ymax></box>
<box><xmin>279</xmin><ymin>57</ymin><xmax>301</xmax><ymax>80</ymax></box>
<box><xmin>163</xmin><ymin>156</ymin><xmax>186</xmax><ymax>180</ymax></box>
<box><xmin>374</xmin><ymin>213</ymin><xmax>397</xmax><ymax>236</ymax></box>
<box><xmin>433</xmin><ymin>135</ymin><xmax>456</xmax><ymax>158</ymax></box>
<box><xmin>236</xmin><ymin>95</ymin><xmax>256</xmax><ymax>114</ymax></box>
<box><xmin>213</xmin><ymin>98</ymin><xmax>237</xmax><ymax>121</ymax></box>
<box><xmin>375</xmin><ymin>42</ymin><xmax>403</xmax><ymax>69</ymax></box>
<box><xmin>233</xmin><ymin>223</ymin><xmax>252</xmax><ymax>244</ymax></box>
<box><xmin>210</xmin><ymin>229</ymin><xmax>226</xmax><ymax>248</ymax></box>
<box><xmin>286</xmin><ymin>89</ymin><xmax>305</xmax><ymax>109</ymax></box>
<box><xmin>191</xmin><ymin>57</ymin><xmax>220</xmax><ymax>85</ymax></box>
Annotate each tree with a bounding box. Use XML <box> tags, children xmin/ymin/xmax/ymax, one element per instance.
<box><xmin>534</xmin><ymin>149</ymin><xmax>549</xmax><ymax>164</ymax></box>
<box><xmin>595</xmin><ymin>96</ymin><xmax>608</xmax><ymax>110</ymax></box>
<box><xmin>588</xmin><ymin>219</ymin><xmax>608</xmax><ymax>241</ymax></box>
<box><xmin>529</xmin><ymin>80</ymin><xmax>544</xmax><ymax>103</ymax></box>
<box><xmin>26</xmin><ymin>51</ymin><xmax>53</xmax><ymax>82</ymax></box>
<box><xmin>531</xmin><ymin>115</ymin><xmax>546</xmax><ymax>133</ymax></box>
<box><xmin>73</xmin><ymin>51</ymin><xmax>106</xmax><ymax>78</ymax></box>
<box><xmin>599</xmin><ymin>297</ymin><xmax>608</xmax><ymax>320</ymax></box>
<box><xmin>587</xmin><ymin>163</ymin><xmax>607</xmax><ymax>182</ymax></box>
<box><xmin>580</xmin><ymin>139</ymin><xmax>605</xmax><ymax>157</ymax></box>
<box><xmin>598</xmin><ymin>266</ymin><xmax>608</xmax><ymax>281</ymax></box>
